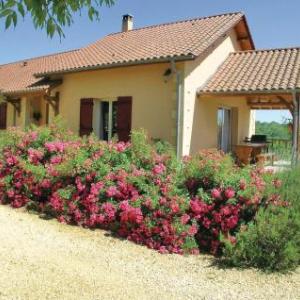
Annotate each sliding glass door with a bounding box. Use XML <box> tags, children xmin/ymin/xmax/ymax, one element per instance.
<box><xmin>217</xmin><ymin>108</ymin><xmax>232</xmax><ymax>153</ymax></box>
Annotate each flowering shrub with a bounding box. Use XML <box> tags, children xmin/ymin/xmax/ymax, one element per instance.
<box><xmin>0</xmin><ymin>124</ymin><xmax>286</xmax><ymax>255</ymax></box>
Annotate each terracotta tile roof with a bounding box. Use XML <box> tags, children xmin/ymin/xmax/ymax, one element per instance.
<box><xmin>35</xmin><ymin>12</ymin><xmax>245</xmax><ymax>76</ymax></box>
<box><xmin>199</xmin><ymin>47</ymin><xmax>300</xmax><ymax>93</ymax></box>
<box><xmin>0</xmin><ymin>50</ymin><xmax>80</xmax><ymax>95</ymax></box>
<box><xmin>0</xmin><ymin>12</ymin><xmax>245</xmax><ymax>94</ymax></box>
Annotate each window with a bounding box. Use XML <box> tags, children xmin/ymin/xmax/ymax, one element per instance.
<box><xmin>93</xmin><ymin>100</ymin><xmax>117</xmax><ymax>141</ymax></box>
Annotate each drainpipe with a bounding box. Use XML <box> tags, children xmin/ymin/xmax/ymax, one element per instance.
<box><xmin>292</xmin><ymin>91</ymin><xmax>299</xmax><ymax>166</ymax></box>
<box><xmin>170</xmin><ymin>60</ymin><xmax>184</xmax><ymax>158</ymax></box>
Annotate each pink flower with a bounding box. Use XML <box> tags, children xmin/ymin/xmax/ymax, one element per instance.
<box><xmin>96</xmin><ymin>214</ymin><xmax>105</xmax><ymax>224</ymax></box>
<box><xmin>211</xmin><ymin>188</ymin><xmax>221</xmax><ymax>200</ymax></box>
<box><xmin>75</xmin><ymin>177</ymin><xmax>86</xmax><ymax>192</ymax></box>
<box><xmin>101</xmin><ymin>202</ymin><xmax>116</xmax><ymax>220</ymax></box>
<box><xmin>190</xmin><ymin>198</ymin><xmax>208</xmax><ymax>215</ymax></box>
<box><xmin>188</xmin><ymin>225</ymin><xmax>198</xmax><ymax>235</ymax></box>
<box><xmin>224</xmin><ymin>187</ymin><xmax>235</xmax><ymax>199</ymax></box>
<box><xmin>158</xmin><ymin>246</ymin><xmax>169</xmax><ymax>254</ymax></box>
<box><xmin>159</xmin><ymin>197</ymin><xmax>167</xmax><ymax>205</ymax></box>
<box><xmin>50</xmin><ymin>155</ymin><xmax>62</xmax><ymax>164</ymax></box>
<box><xmin>45</xmin><ymin>141</ymin><xmax>65</xmax><ymax>153</ymax></box>
<box><xmin>7</xmin><ymin>189</ymin><xmax>15</xmax><ymax>198</ymax></box>
<box><xmin>73</xmin><ymin>209</ymin><xmax>82</xmax><ymax>223</ymax></box>
<box><xmin>28</xmin><ymin>148</ymin><xmax>44</xmax><ymax>164</ymax></box>
<box><xmin>180</xmin><ymin>214</ymin><xmax>190</xmax><ymax>225</ymax></box>
<box><xmin>220</xmin><ymin>206</ymin><xmax>231</xmax><ymax>216</ymax></box>
<box><xmin>90</xmin><ymin>181</ymin><xmax>104</xmax><ymax>196</ymax></box>
<box><xmin>28</xmin><ymin>131</ymin><xmax>38</xmax><ymax>141</ymax></box>
<box><xmin>58</xmin><ymin>216</ymin><xmax>66</xmax><ymax>224</ymax></box>
<box><xmin>41</xmin><ymin>179</ymin><xmax>51</xmax><ymax>189</ymax></box>
<box><xmin>114</xmin><ymin>142</ymin><xmax>128</xmax><ymax>152</ymax></box>
<box><xmin>213</xmin><ymin>212</ymin><xmax>222</xmax><ymax>223</ymax></box>
<box><xmin>143</xmin><ymin>198</ymin><xmax>153</xmax><ymax>209</ymax></box>
<box><xmin>152</xmin><ymin>163</ymin><xmax>166</xmax><ymax>175</ymax></box>
<box><xmin>202</xmin><ymin>217</ymin><xmax>212</xmax><ymax>229</ymax></box>
<box><xmin>106</xmin><ymin>186</ymin><xmax>118</xmax><ymax>198</ymax></box>
<box><xmin>119</xmin><ymin>200</ymin><xmax>130</xmax><ymax>211</ymax></box>
<box><xmin>6</xmin><ymin>155</ymin><xmax>17</xmax><ymax>166</ymax></box>
<box><xmin>170</xmin><ymin>201</ymin><xmax>180</xmax><ymax>214</ymax></box>
<box><xmin>226</xmin><ymin>215</ymin><xmax>239</xmax><ymax>229</ymax></box>
<box><xmin>50</xmin><ymin>194</ymin><xmax>63</xmax><ymax>212</ymax></box>
<box><xmin>120</xmin><ymin>206</ymin><xmax>143</xmax><ymax>224</ymax></box>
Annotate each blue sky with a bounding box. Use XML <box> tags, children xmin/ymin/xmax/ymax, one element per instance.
<box><xmin>1</xmin><ymin>0</ymin><xmax>299</xmax><ymax>122</ymax></box>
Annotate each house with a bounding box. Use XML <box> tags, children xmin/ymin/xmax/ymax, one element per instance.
<box><xmin>0</xmin><ymin>12</ymin><xmax>299</xmax><ymax>158</ymax></box>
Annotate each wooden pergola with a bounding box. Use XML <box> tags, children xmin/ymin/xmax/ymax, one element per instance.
<box><xmin>246</xmin><ymin>90</ymin><xmax>299</xmax><ymax>165</ymax></box>
<box><xmin>200</xmin><ymin>89</ymin><xmax>299</xmax><ymax>165</ymax></box>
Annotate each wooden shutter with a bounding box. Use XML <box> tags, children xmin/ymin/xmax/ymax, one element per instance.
<box><xmin>0</xmin><ymin>102</ymin><xmax>7</xmax><ymax>130</ymax></box>
<box><xmin>79</xmin><ymin>99</ymin><xmax>94</xmax><ymax>136</ymax></box>
<box><xmin>116</xmin><ymin>96</ymin><xmax>132</xmax><ymax>142</ymax></box>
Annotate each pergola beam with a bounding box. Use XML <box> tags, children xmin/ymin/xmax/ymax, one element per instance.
<box><xmin>277</xmin><ymin>96</ymin><xmax>294</xmax><ymax>113</ymax></box>
<box><xmin>44</xmin><ymin>92</ymin><xmax>59</xmax><ymax>116</ymax></box>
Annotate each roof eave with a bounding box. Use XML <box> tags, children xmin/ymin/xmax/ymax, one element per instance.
<box><xmin>197</xmin><ymin>88</ymin><xmax>300</xmax><ymax>96</ymax></box>
<box><xmin>34</xmin><ymin>54</ymin><xmax>196</xmax><ymax>78</ymax></box>
<box><xmin>240</xmin><ymin>15</ymin><xmax>255</xmax><ymax>50</ymax></box>
<box><xmin>2</xmin><ymin>87</ymin><xmax>48</xmax><ymax>97</ymax></box>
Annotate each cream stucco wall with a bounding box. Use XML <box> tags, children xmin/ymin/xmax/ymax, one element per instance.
<box><xmin>182</xmin><ymin>30</ymin><xmax>251</xmax><ymax>155</ymax></box>
<box><xmin>6</xmin><ymin>96</ymin><xmax>26</xmax><ymax>127</ymax></box>
<box><xmin>191</xmin><ymin>95</ymin><xmax>251</xmax><ymax>151</ymax></box>
<box><xmin>56</xmin><ymin>62</ymin><xmax>181</xmax><ymax>144</ymax></box>
<box><xmin>7</xmin><ymin>104</ymin><xmax>15</xmax><ymax>127</ymax></box>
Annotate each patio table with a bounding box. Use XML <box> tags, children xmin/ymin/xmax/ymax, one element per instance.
<box><xmin>234</xmin><ymin>143</ymin><xmax>268</xmax><ymax>165</ymax></box>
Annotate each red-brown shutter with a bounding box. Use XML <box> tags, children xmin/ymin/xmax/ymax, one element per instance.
<box><xmin>116</xmin><ymin>96</ymin><xmax>132</xmax><ymax>142</ymax></box>
<box><xmin>0</xmin><ymin>102</ymin><xmax>7</xmax><ymax>130</ymax></box>
<box><xmin>79</xmin><ymin>99</ymin><xmax>94</xmax><ymax>136</ymax></box>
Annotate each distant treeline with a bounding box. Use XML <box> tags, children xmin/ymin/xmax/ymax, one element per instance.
<box><xmin>255</xmin><ymin>121</ymin><xmax>291</xmax><ymax>140</ymax></box>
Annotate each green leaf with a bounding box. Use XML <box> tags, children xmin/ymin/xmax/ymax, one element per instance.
<box><xmin>5</xmin><ymin>15</ymin><xmax>12</xmax><ymax>29</ymax></box>
<box><xmin>12</xmin><ymin>11</ymin><xmax>17</xmax><ymax>26</ymax></box>
<box><xmin>17</xmin><ymin>2</ymin><xmax>25</xmax><ymax>17</ymax></box>
<box><xmin>46</xmin><ymin>18</ymin><xmax>55</xmax><ymax>37</ymax></box>
<box><xmin>0</xmin><ymin>9</ymin><xmax>12</xmax><ymax>17</ymax></box>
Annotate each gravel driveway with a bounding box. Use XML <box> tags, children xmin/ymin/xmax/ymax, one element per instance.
<box><xmin>0</xmin><ymin>205</ymin><xmax>299</xmax><ymax>300</ymax></box>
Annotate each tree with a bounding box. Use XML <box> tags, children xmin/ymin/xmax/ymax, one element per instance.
<box><xmin>0</xmin><ymin>0</ymin><xmax>115</xmax><ymax>37</ymax></box>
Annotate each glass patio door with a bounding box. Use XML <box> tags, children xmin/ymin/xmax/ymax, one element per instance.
<box><xmin>217</xmin><ymin>108</ymin><xmax>232</xmax><ymax>153</ymax></box>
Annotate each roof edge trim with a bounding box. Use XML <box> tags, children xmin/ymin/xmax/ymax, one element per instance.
<box><xmin>34</xmin><ymin>54</ymin><xmax>196</xmax><ymax>78</ymax></box>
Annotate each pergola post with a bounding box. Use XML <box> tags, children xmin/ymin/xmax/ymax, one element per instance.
<box><xmin>292</xmin><ymin>92</ymin><xmax>299</xmax><ymax>166</ymax></box>
<box><xmin>296</xmin><ymin>94</ymin><xmax>300</xmax><ymax>164</ymax></box>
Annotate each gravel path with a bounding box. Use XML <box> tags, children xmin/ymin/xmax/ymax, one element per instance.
<box><xmin>0</xmin><ymin>205</ymin><xmax>299</xmax><ymax>300</ymax></box>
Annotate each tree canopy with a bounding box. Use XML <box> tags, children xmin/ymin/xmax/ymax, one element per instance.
<box><xmin>256</xmin><ymin>121</ymin><xmax>291</xmax><ymax>140</ymax></box>
<box><xmin>0</xmin><ymin>0</ymin><xmax>115</xmax><ymax>37</ymax></box>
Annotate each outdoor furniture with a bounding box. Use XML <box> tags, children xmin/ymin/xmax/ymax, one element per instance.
<box><xmin>250</xmin><ymin>134</ymin><xmax>268</xmax><ymax>143</ymax></box>
<box><xmin>234</xmin><ymin>145</ymin><xmax>253</xmax><ymax>165</ymax></box>
<box><xmin>234</xmin><ymin>143</ymin><xmax>268</xmax><ymax>165</ymax></box>
<box><xmin>256</xmin><ymin>152</ymin><xmax>276</xmax><ymax>166</ymax></box>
